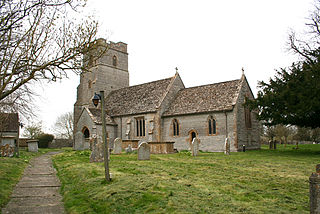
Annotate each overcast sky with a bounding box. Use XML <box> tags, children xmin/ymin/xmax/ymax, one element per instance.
<box><xmin>31</xmin><ymin>0</ymin><xmax>315</xmax><ymax>133</ymax></box>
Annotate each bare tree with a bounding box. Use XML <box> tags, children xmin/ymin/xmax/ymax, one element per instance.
<box><xmin>274</xmin><ymin>125</ymin><xmax>293</xmax><ymax>148</ymax></box>
<box><xmin>288</xmin><ymin>0</ymin><xmax>320</xmax><ymax>62</ymax></box>
<box><xmin>0</xmin><ymin>0</ymin><xmax>106</xmax><ymax>115</ymax></box>
<box><xmin>53</xmin><ymin>111</ymin><xmax>73</xmax><ymax>139</ymax></box>
<box><xmin>23</xmin><ymin>122</ymin><xmax>43</xmax><ymax>139</ymax></box>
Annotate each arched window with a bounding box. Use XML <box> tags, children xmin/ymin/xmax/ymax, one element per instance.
<box><xmin>208</xmin><ymin>116</ymin><xmax>216</xmax><ymax>135</ymax></box>
<box><xmin>112</xmin><ymin>55</ymin><xmax>117</xmax><ymax>66</ymax></box>
<box><xmin>172</xmin><ymin>119</ymin><xmax>180</xmax><ymax>136</ymax></box>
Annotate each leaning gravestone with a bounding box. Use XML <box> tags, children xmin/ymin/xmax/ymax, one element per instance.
<box><xmin>138</xmin><ymin>142</ymin><xmax>150</xmax><ymax>160</ymax></box>
<box><xmin>113</xmin><ymin>138</ymin><xmax>122</xmax><ymax>154</ymax></box>
<box><xmin>191</xmin><ymin>138</ymin><xmax>199</xmax><ymax>156</ymax></box>
<box><xmin>224</xmin><ymin>137</ymin><xmax>230</xmax><ymax>155</ymax></box>
<box><xmin>90</xmin><ymin>136</ymin><xmax>104</xmax><ymax>162</ymax></box>
<box><xmin>125</xmin><ymin>145</ymin><xmax>133</xmax><ymax>153</ymax></box>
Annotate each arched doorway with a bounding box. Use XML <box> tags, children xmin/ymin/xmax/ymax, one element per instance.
<box><xmin>82</xmin><ymin>127</ymin><xmax>90</xmax><ymax>139</ymax></box>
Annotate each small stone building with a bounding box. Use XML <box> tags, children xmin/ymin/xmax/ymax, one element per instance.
<box><xmin>74</xmin><ymin>39</ymin><xmax>260</xmax><ymax>152</ymax></box>
<box><xmin>0</xmin><ymin>113</ymin><xmax>19</xmax><ymax>147</ymax></box>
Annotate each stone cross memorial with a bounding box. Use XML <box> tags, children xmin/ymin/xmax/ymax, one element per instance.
<box><xmin>191</xmin><ymin>138</ymin><xmax>199</xmax><ymax>156</ymax></box>
<box><xmin>138</xmin><ymin>142</ymin><xmax>150</xmax><ymax>160</ymax></box>
<box><xmin>113</xmin><ymin>138</ymin><xmax>122</xmax><ymax>154</ymax></box>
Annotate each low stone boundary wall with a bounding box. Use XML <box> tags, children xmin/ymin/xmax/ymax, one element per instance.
<box><xmin>48</xmin><ymin>139</ymin><xmax>73</xmax><ymax>148</ymax></box>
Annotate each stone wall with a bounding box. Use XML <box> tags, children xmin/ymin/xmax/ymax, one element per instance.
<box><xmin>48</xmin><ymin>139</ymin><xmax>73</xmax><ymax>148</ymax></box>
<box><xmin>157</xmin><ymin>73</ymin><xmax>185</xmax><ymax>142</ymax></box>
<box><xmin>114</xmin><ymin>113</ymin><xmax>157</xmax><ymax>143</ymax></box>
<box><xmin>234</xmin><ymin>76</ymin><xmax>261</xmax><ymax>151</ymax></box>
<box><xmin>74</xmin><ymin>40</ymin><xmax>129</xmax><ymax>134</ymax></box>
<box><xmin>162</xmin><ymin>111</ymin><xmax>236</xmax><ymax>152</ymax></box>
<box><xmin>74</xmin><ymin>108</ymin><xmax>96</xmax><ymax>150</ymax></box>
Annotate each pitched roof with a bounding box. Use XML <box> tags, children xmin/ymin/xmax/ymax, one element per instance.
<box><xmin>105</xmin><ymin>77</ymin><xmax>173</xmax><ymax>116</ymax></box>
<box><xmin>163</xmin><ymin>79</ymin><xmax>242</xmax><ymax>116</ymax></box>
<box><xmin>0</xmin><ymin>113</ymin><xmax>19</xmax><ymax>132</ymax></box>
<box><xmin>87</xmin><ymin>108</ymin><xmax>116</xmax><ymax>125</ymax></box>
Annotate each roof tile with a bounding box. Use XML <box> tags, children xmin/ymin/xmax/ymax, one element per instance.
<box><xmin>163</xmin><ymin>79</ymin><xmax>241</xmax><ymax>116</ymax></box>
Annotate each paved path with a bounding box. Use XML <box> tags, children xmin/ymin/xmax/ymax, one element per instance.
<box><xmin>2</xmin><ymin>152</ymin><xmax>65</xmax><ymax>214</ymax></box>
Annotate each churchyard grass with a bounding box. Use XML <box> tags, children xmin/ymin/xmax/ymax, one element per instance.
<box><xmin>52</xmin><ymin>144</ymin><xmax>320</xmax><ymax>214</ymax></box>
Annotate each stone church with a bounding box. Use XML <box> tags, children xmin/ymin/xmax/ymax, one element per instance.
<box><xmin>74</xmin><ymin>39</ymin><xmax>260</xmax><ymax>152</ymax></box>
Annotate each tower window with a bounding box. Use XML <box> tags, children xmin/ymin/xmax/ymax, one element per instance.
<box><xmin>112</xmin><ymin>55</ymin><xmax>117</xmax><ymax>67</ymax></box>
<box><xmin>135</xmin><ymin>117</ymin><xmax>145</xmax><ymax>137</ymax></box>
<box><xmin>208</xmin><ymin>116</ymin><xmax>216</xmax><ymax>135</ymax></box>
<box><xmin>172</xmin><ymin>119</ymin><xmax>180</xmax><ymax>136</ymax></box>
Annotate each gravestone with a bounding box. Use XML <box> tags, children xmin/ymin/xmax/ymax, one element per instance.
<box><xmin>138</xmin><ymin>140</ymin><xmax>144</xmax><ymax>147</ymax></box>
<box><xmin>191</xmin><ymin>138</ymin><xmax>199</xmax><ymax>156</ymax></box>
<box><xmin>74</xmin><ymin>131</ymin><xmax>84</xmax><ymax>150</ymax></box>
<box><xmin>138</xmin><ymin>142</ymin><xmax>150</xmax><ymax>160</ymax></box>
<box><xmin>90</xmin><ymin>136</ymin><xmax>104</xmax><ymax>162</ymax></box>
<box><xmin>125</xmin><ymin>145</ymin><xmax>133</xmax><ymax>153</ymax></box>
<box><xmin>310</xmin><ymin>164</ymin><xmax>320</xmax><ymax>214</ymax></box>
<box><xmin>113</xmin><ymin>138</ymin><xmax>122</xmax><ymax>154</ymax></box>
<box><xmin>224</xmin><ymin>138</ymin><xmax>230</xmax><ymax>155</ymax></box>
<box><xmin>27</xmin><ymin>140</ymin><xmax>38</xmax><ymax>152</ymax></box>
<box><xmin>0</xmin><ymin>144</ymin><xmax>14</xmax><ymax>157</ymax></box>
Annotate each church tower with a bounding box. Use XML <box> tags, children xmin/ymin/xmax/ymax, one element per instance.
<box><xmin>74</xmin><ymin>39</ymin><xmax>129</xmax><ymax>127</ymax></box>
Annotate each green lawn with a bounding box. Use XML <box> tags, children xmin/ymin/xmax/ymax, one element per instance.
<box><xmin>52</xmin><ymin>144</ymin><xmax>320</xmax><ymax>214</ymax></box>
<box><xmin>0</xmin><ymin>148</ymin><xmax>61</xmax><ymax>213</ymax></box>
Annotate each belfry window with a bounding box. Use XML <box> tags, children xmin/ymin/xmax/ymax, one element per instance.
<box><xmin>172</xmin><ymin>119</ymin><xmax>180</xmax><ymax>136</ymax></box>
<box><xmin>208</xmin><ymin>116</ymin><xmax>216</xmax><ymax>135</ymax></box>
<box><xmin>112</xmin><ymin>55</ymin><xmax>117</xmax><ymax>66</ymax></box>
<box><xmin>135</xmin><ymin>117</ymin><xmax>145</xmax><ymax>137</ymax></box>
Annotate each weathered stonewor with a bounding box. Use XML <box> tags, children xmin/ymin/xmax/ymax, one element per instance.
<box><xmin>90</xmin><ymin>136</ymin><xmax>104</xmax><ymax>162</ymax></box>
<box><xmin>0</xmin><ymin>144</ymin><xmax>14</xmax><ymax>157</ymax></box>
<box><xmin>125</xmin><ymin>145</ymin><xmax>133</xmax><ymax>153</ymax></box>
<box><xmin>191</xmin><ymin>138</ymin><xmax>199</xmax><ymax>156</ymax></box>
<box><xmin>27</xmin><ymin>140</ymin><xmax>39</xmax><ymax>152</ymax></box>
<box><xmin>310</xmin><ymin>164</ymin><xmax>320</xmax><ymax>214</ymax></box>
<box><xmin>113</xmin><ymin>138</ymin><xmax>122</xmax><ymax>154</ymax></box>
<box><xmin>224</xmin><ymin>137</ymin><xmax>230</xmax><ymax>155</ymax></box>
<box><xmin>138</xmin><ymin>142</ymin><xmax>150</xmax><ymax>160</ymax></box>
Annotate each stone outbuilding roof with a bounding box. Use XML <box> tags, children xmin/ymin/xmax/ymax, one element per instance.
<box><xmin>105</xmin><ymin>77</ymin><xmax>173</xmax><ymax>116</ymax></box>
<box><xmin>0</xmin><ymin>113</ymin><xmax>19</xmax><ymax>132</ymax></box>
<box><xmin>163</xmin><ymin>79</ymin><xmax>242</xmax><ymax>116</ymax></box>
<box><xmin>86</xmin><ymin>108</ymin><xmax>116</xmax><ymax>125</ymax></box>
